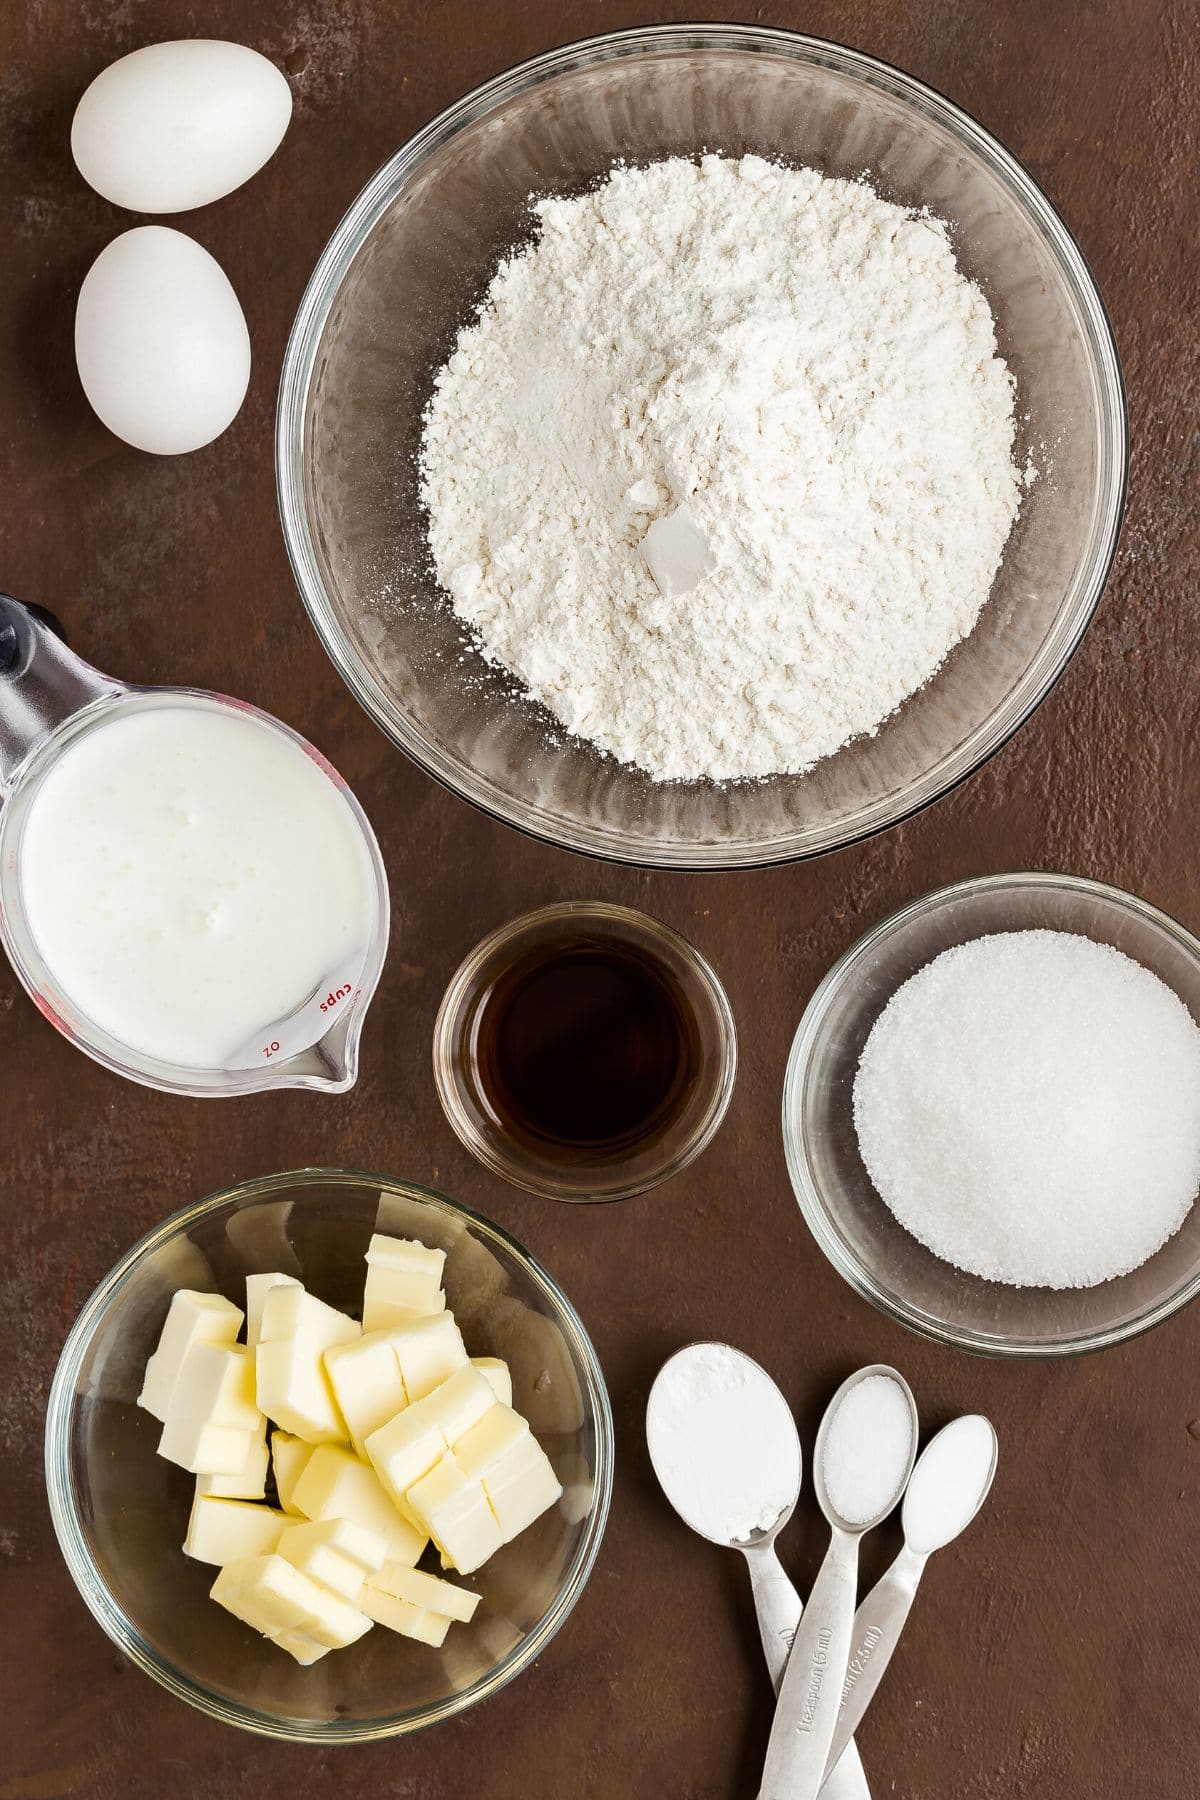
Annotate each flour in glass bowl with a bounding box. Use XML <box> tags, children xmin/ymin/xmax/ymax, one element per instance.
<box><xmin>419</xmin><ymin>154</ymin><xmax>1024</xmax><ymax>784</ymax></box>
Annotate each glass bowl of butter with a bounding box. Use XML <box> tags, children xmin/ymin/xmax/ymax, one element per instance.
<box><xmin>44</xmin><ymin>1169</ymin><xmax>613</xmax><ymax>1740</ymax></box>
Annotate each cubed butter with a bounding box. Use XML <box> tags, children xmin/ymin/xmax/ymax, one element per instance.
<box><xmin>471</xmin><ymin>1357</ymin><xmax>513</xmax><ymax>1408</ymax></box>
<box><xmin>324</xmin><ymin>1327</ymin><xmax>409</xmax><ymax>1457</ymax></box>
<box><xmin>255</xmin><ymin>1287</ymin><xmax>359</xmax><ymax>1444</ymax></box>
<box><xmin>184</xmin><ymin>1493</ymin><xmax>287</xmax><ymax>1565</ymax></box>
<box><xmin>367</xmin><ymin>1561</ymin><xmax>480</xmax><ymax>1624</ymax></box>
<box><xmin>277</xmin><ymin>1516</ymin><xmax>388</xmax><ymax>1602</ymax></box>
<box><xmin>362</xmin><ymin>1233</ymin><xmax>445</xmax><ymax>1332</ymax></box>
<box><xmin>211</xmin><ymin>1553</ymin><xmax>372</xmax><ymax>1651</ymax></box>
<box><xmin>291</xmin><ymin>1443</ymin><xmax>427</xmax><ymax>1565</ymax></box>
<box><xmin>364</xmin><ymin>1406</ymin><xmax>446</xmax><ymax>1519</ymax></box>
<box><xmin>271</xmin><ymin>1626</ymin><xmax>330</xmax><ymax>1665</ymax></box>
<box><xmin>271</xmin><ymin>1431</ymin><xmax>316</xmax><ymax>1514</ymax></box>
<box><xmin>405</xmin><ymin>1451</ymin><xmax>502</xmax><ymax>1575</ymax></box>
<box><xmin>245</xmin><ymin>1272</ymin><xmax>301</xmax><ymax>1350</ymax></box>
<box><xmin>453</xmin><ymin>1403</ymin><xmax>529</xmax><ymax>1480</ymax></box>
<box><xmin>359</xmin><ymin>1585</ymin><xmax>450</xmax><ymax>1647</ymax></box>
<box><xmin>482</xmin><ymin>1433</ymin><xmax>562</xmax><ymax>1544</ymax></box>
<box><xmin>391</xmin><ymin>1313</ymin><xmax>469</xmax><ymax>1404</ymax></box>
<box><xmin>158</xmin><ymin>1342</ymin><xmax>262</xmax><ymax>1473</ymax></box>
<box><xmin>365</xmin><ymin>1364</ymin><xmax>496</xmax><ymax>1518</ymax></box>
<box><xmin>196</xmin><ymin>1420</ymin><xmax>269</xmax><ymax>1500</ymax></box>
<box><xmin>138</xmin><ymin>1290</ymin><xmax>243</xmax><ymax>1423</ymax></box>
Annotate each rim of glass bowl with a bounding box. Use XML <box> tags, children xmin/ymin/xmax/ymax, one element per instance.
<box><xmin>44</xmin><ymin>1167</ymin><xmax>615</xmax><ymax>1742</ymax></box>
<box><xmin>276</xmin><ymin>24</ymin><xmax>1127</xmax><ymax>871</ymax></box>
<box><xmin>782</xmin><ymin>873</ymin><xmax>1200</xmax><ymax>1358</ymax></box>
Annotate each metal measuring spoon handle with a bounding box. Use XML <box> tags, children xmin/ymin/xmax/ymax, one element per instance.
<box><xmin>821</xmin><ymin>1543</ymin><xmax>925</xmax><ymax>1781</ymax></box>
<box><xmin>759</xmin><ymin>1519</ymin><xmax>863</xmax><ymax>1800</ymax></box>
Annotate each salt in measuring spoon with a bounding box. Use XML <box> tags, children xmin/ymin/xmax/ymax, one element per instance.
<box><xmin>820</xmin><ymin>1413</ymin><xmax>998</xmax><ymax>1784</ymax></box>
<box><xmin>645</xmin><ymin>1346</ymin><xmax>873</xmax><ymax>1800</ymax></box>
<box><xmin>758</xmin><ymin>1365</ymin><xmax>918</xmax><ymax>1800</ymax></box>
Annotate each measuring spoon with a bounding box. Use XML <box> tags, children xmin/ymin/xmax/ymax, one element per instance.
<box><xmin>820</xmin><ymin>1413</ymin><xmax>998</xmax><ymax>1785</ymax></box>
<box><xmin>757</xmin><ymin>1365</ymin><xmax>918</xmax><ymax>1800</ymax></box>
<box><xmin>646</xmin><ymin>1346</ymin><xmax>873</xmax><ymax>1800</ymax></box>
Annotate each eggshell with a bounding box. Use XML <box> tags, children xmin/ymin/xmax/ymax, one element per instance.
<box><xmin>71</xmin><ymin>39</ymin><xmax>292</xmax><ymax>214</ymax></box>
<box><xmin>75</xmin><ymin>227</ymin><xmax>251</xmax><ymax>455</ymax></box>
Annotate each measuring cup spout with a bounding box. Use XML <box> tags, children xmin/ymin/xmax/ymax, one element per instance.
<box><xmin>0</xmin><ymin>594</ymin><xmax>120</xmax><ymax>795</ymax></box>
<box><xmin>260</xmin><ymin>996</ymin><xmax>367</xmax><ymax>1094</ymax></box>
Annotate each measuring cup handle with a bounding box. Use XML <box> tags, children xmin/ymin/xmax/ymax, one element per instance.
<box><xmin>0</xmin><ymin>594</ymin><xmax>118</xmax><ymax>794</ymax></box>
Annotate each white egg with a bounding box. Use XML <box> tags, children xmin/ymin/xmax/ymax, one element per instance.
<box><xmin>71</xmin><ymin>39</ymin><xmax>292</xmax><ymax>214</ymax></box>
<box><xmin>75</xmin><ymin>227</ymin><xmax>251</xmax><ymax>455</ymax></box>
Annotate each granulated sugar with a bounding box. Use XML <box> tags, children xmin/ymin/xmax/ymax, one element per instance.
<box><xmin>419</xmin><ymin>154</ymin><xmax>1022</xmax><ymax>783</ymax></box>
<box><xmin>821</xmin><ymin>1373</ymin><xmax>914</xmax><ymax>1526</ymax></box>
<box><xmin>853</xmin><ymin>931</ymin><xmax>1200</xmax><ymax>1289</ymax></box>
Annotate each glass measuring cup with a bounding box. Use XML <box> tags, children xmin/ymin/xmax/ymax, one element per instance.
<box><xmin>0</xmin><ymin>594</ymin><xmax>389</xmax><ymax>1096</ymax></box>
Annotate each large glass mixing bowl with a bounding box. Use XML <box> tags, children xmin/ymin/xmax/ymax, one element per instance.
<box><xmin>277</xmin><ymin>27</ymin><xmax>1126</xmax><ymax>868</ymax></box>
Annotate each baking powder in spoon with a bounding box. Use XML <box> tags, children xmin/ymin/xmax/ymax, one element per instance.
<box><xmin>646</xmin><ymin>1342</ymin><xmax>800</xmax><ymax>1543</ymax></box>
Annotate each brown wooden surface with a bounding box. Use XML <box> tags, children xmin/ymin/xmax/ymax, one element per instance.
<box><xmin>1</xmin><ymin>1</ymin><xmax>1197</xmax><ymax>1795</ymax></box>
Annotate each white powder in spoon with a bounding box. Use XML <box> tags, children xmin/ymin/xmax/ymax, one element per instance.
<box><xmin>821</xmin><ymin>1373</ymin><xmax>915</xmax><ymax>1526</ymax></box>
<box><xmin>902</xmin><ymin>1415</ymin><xmax>996</xmax><ymax>1555</ymax></box>
<box><xmin>419</xmin><ymin>153</ymin><xmax>1022</xmax><ymax>784</ymax></box>
<box><xmin>646</xmin><ymin>1343</ymin><xmax>800</xmax><ymax>1544</ymax></box>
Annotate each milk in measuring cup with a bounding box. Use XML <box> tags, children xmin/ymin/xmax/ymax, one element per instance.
<box><xmin>20</xmin><ymin>701</ymin><xmax>376</xmax><ymax>1069</ymax></box>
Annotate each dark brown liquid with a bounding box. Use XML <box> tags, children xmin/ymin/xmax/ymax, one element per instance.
<box><xmin>475</xmin><ymin>939</ymin><xmax>700</xmax><ymax>1153</ymax></box>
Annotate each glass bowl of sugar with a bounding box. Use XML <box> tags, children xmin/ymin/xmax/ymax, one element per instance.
<box><xmin>783</xmin><ymin>873</ymin><xmax>1200</xmax><ymax>1356</ymax></box>
<box><xmin>277</xmin><ymin>25</ymin><xmax>1125</xmax><ymax>869</ymax></box>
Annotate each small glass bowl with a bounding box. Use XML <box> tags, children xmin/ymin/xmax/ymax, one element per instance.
<box><xmin>433</xmin><ymin>902</ymin><xmax>737</xmax><ymax>1201</ymax></box>
<box><xmin>783</xmin><ymin>873</ymin><xmax>1200</xmax><ymax>1357</ymax></box>
<box><xmin>44</xmin><ymin>1169</ymin><xmax>613</xmax><ymax>1740</ymax></box>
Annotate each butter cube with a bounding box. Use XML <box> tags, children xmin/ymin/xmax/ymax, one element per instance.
<box><xmin>362</xmin><ymin>1234</ymin><xmax>445</xmax><ymax>1332</ymax></box>
<box><xmin>368</xmin><ymin>1561</ymin><xmax>480</xmax><ymax>1624</ymax></box>
<box><xmin>211</xmin><ymin>1553</ymin><xmax>371</xmax><ymax>1651</ymax></box>
<box><xmin>453</xmin><ymin>1404</ymin><xmax>529</xmax><ymax>1480</ymax></box>
<box><xmin>158</xmin><ymin>1343</ymin><xmax>262</xmax><ymax>1472</ymax></box>
<box><xmin>255</xmin><ymin>1287</ymin><xmax>359</xmax><ymax>1444</ymax></box>
<box><xmin>138</xmin><ymin>1290</ymin><xmax>243</xmax><ymax>1423</ymax></box>
<box><xmin>271</xmin><ymin>1626</ymin><xmax>330</xmax><ymax>1665</ymax></box>
<box><xmin>277</xmin><ymin>1517</ymin><xmax>387</xmax><ymax>1602</ymax></box>
<box><xmin>245</xmin><ymin>1273</ymin><xmax>301</xmax><ymax>1349</ymax></box>
<box><xmin>471</xmin><ymin>1357</ymin><xmax>512</xmax><ymax>1408</ymax></box>
<box><xmin>324</xmin><ymin>1328</ymin><xmax>409</xmax><ymax>1457</ymax></box>
<box><xmin>291</xmin><ymin>1444</ymin><xmax>427</xmax><ymax>1565</ymax></box>
<box><xmin>271</xmin><ymin>1432</ymin><xmax>315</xmax><ymax>1514</ymax></box>
<box><xmin>196</xmin><ymin>1420</ymin><xmax>269</xmax><ymax>1499</ymax></box>
<box><xmin>365</xmin><ymin>1364</ymin><xmax>496</xmax><ymax>1516</ymax></box>
<box><xmin>359</xmin><ymin>1585</ymin><xmax>450</xmax><ymax>1647</ymax></box>
<box><xmin>391</xmin><ymin>1313</ymin><xmax>469</xmax><ymax>1404</ymax></box>
<box><xmin>161</xmin><ymin>1420</ymin><xmax>259</xmax><ymax>1477</ymax></box>
<box><xmin>406</xmin><ymin>1451</ymin><xmax>502</xmax><ymax>1575</ymax></box>
<box><xmin>184</xmin><ymin>1494</ymin><xmax>287</xmax><ymax>1564</ymax></box>
<box><xmin>482</xmin><ymin>1433</ymin><xmax>562</xmax><ymax>1544</ymax></box>
<box><xmin>364</xmin><ymin>1406</ymin><xmax>446</xmax><ymax>1517</ymax></box>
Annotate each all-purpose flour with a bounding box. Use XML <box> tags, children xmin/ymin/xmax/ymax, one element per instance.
<box><xmin>420</xmin><ymin>154</ymin><xmax>1023</xmax><ymax>784</ymax></box>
